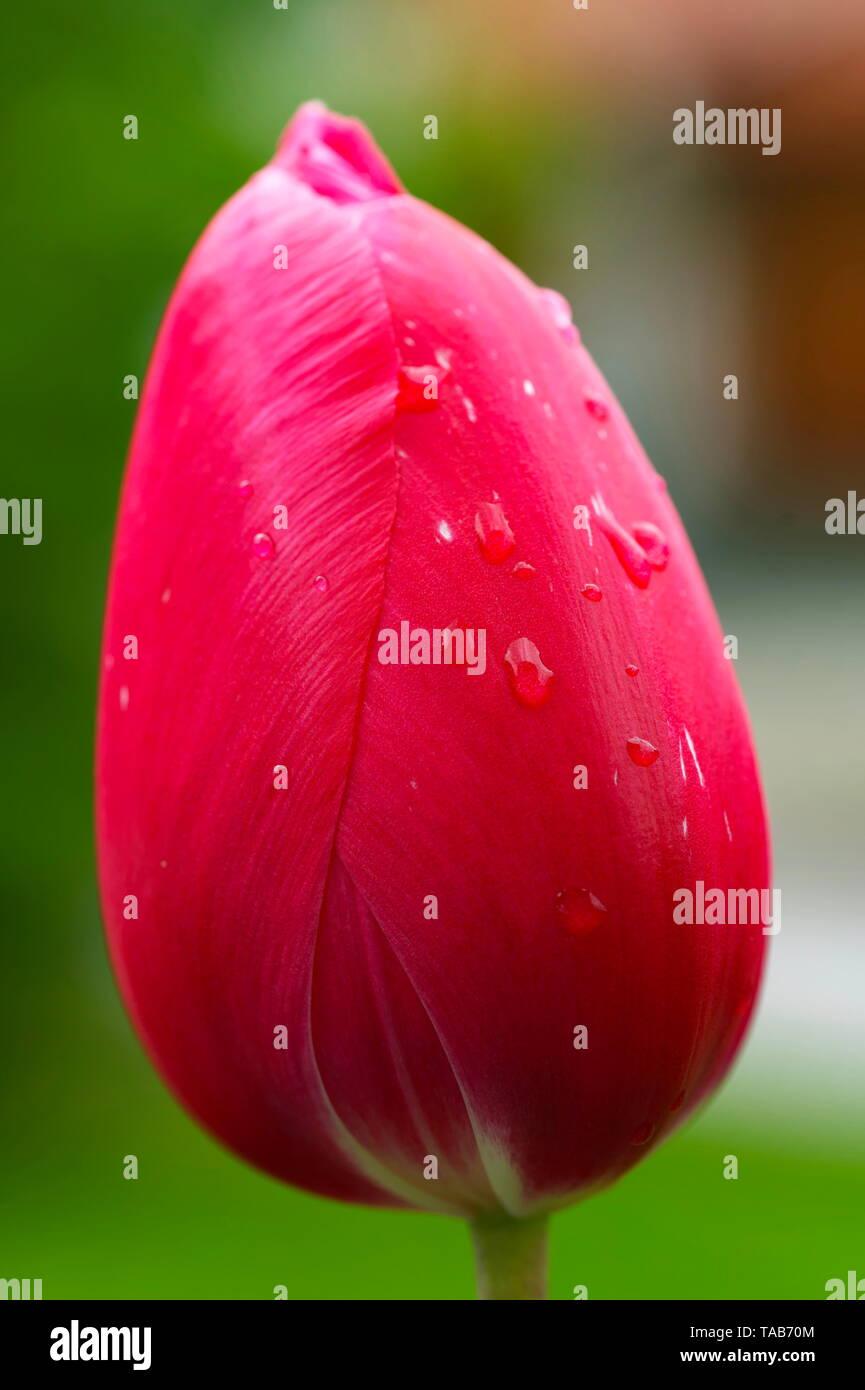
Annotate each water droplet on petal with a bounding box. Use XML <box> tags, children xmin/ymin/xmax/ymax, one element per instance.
<box><xmin>104</xmin><ymin>653</ymin><xmax>115</xmax><ymax>671</ymax></box>
<box><xmin>512</xmin><ymin>561</ymin><xmax>536</xmax><ymax>580</ymax></box>
<box><xmin>522</xmin><ymin>379</ymin><xmax>536</xmax><ymax>397</ymax></box>
<box><xmin>253</xmin><ymin>532</ymin><xmax>275</xmax><ymax>559</ymax></box>
<box><xmin>504</xmin><ymin>637</ymin><xmax>553</xmax><ymax>707</ymax></box>
<box><xmin>238</xmin><ymin>479</ymin><xmax>254</xmax><ymax>499</ymax></box>
<box><xmin>632</xmin><ymin>521</ymin><xmax>670</xmax><ymax>571</ymax></box>
<box><xmin>595</xmin><ymin>508</ymin><xmax>652</xmax><ymax>588</ymax></box>
<box><xmin>629</xmin><ymin>1121</ymin><xmax>654</xmax><ymax>1146</ymax></box>
<box><xmin>538</xmin><ymin>287</ymin><xmax>579</xmax><ymax>343</ymax></box>
<box><xmin>119</xmin><ymin>685</ymin><xmax>130</xmax><ymax>711</ymax></box>
<box><xmin>625</xmin><ymin>663</ymin><xmax>639</xmax><ymax>678</ymax></box>
<box><xmin>396</xmin><ymin>364</ymin><xmax>442</xmax><ymax>412</ymax></box>
<box><xmin>670</xmin><ymin>1091</ymin><xmax>686</xmax><ymax>1113</ymax></box>
<box><xmin>475</xmin><ymin>500</ymin><xmax>515</xmax><ymax>564</ymax></box>
<box><xmin>313</xmin><ymin>574</ymin><xmax>328</xmax><ymax>592</ymax></box>
<box><xmin>161</xmin><ymin>588</ymin><xmax>171</xmax><ymax>605</ymax></box>
<box><xmin>580</xmin><ymin>582</ymin><xmax>603</xmax><ymax>602</ymax></box>
<box><xmin>584</xmin><ymin>395</ymin><xmax>609</xmax><ymax>422</ymax></box>
<box><xmin>436</xmin><ymin>519</ymin><xmax>454</xmax><ymax>544</ymax></box>
<box><xmin>627</xmin><ymin>736</ymin><xmax>660</xmax><ymax>766</ymax></box>
<box><xmin>655</xmin><ymin>475</ymin><xmax>668</xmax><ymax>491</ymax></box>
<box><xmin>556</xmin><ymin>887</ymin><xmax>607</xmax><ymax>934</ymax></box>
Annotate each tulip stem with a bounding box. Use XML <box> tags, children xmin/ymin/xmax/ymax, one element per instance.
<box><xmin>470</xmin><ymin>1212</ymin><xmax>549</xmax><ymax>1300</ymax></box>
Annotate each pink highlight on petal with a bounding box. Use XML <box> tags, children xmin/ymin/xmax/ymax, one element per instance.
<box><xmin>273</xmin><ymin>101</ymin><xmax>403</xmax><ymax>204</ymax></box>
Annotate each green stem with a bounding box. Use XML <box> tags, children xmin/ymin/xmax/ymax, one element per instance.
<box><xmin>470</xmin><ymin>1212</ymin><xmax>550</xmax><ymax>1300</ymax></box>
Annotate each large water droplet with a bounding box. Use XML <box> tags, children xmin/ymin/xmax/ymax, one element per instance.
<box><xmin>253</xmin><ymin>532</ymin><xmax>275</xmax><ymax>559</ymax></box>
<box><xmin>475</xmin><ymin>501</ymin><xmax>515</xmax><ymax>564</ymax></box>
<box><xmin>539</xmin><ymin>287</ymin><xmax>579</xmax><ymax>343</ymax></box>
<box><xmin>556</xmin><ymin>887</ymin><xmax>607</xmax><ymax>934</ymax></box>
<box><xmin>625</xmin><ymin>663</ymin><xmax>639</xmax><ymax>678</ymax></box>
<box><xmin>580</xmin><ymin>582</ymin><xmax>602</xmax><ymax>602</ymax></box>
<box><xmin>595</xmin><ymin>508</ymin><xmax>652</xmax><ymax>589</ymax></box>
<box><xmin>397</xmin><ymin>364</ymin><xmax>443</xmax><ymax>412</ymax></box>
<box><xmin>504</xmin><ymin>638</ymin><xmax>553</xmax><ymax>707</ymax></box>
<box><xmin>627</xmin><ymin>736</ymin><xmax>660</xmax><ymax>767</ymax></box>
<box><xmin>632</xmin><ymin>521</ymin><xmax>670</xmax><ymax>571</ymax></box>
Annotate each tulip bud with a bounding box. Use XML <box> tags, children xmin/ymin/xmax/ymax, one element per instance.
<box><xmin>97</xmin><ymin>103</ymin><xmax>769</xmax><ymax>1299</ymax></box>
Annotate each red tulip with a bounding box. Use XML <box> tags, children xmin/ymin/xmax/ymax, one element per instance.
<box><xmin>97</xmin><ymin>103</ymin><xmax>769</xmax><ymax>1298</ymax></box>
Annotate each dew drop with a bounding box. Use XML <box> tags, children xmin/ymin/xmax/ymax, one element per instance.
<box><xmin>625</xmin><ymin>663</ymin><xmax>639</xmax><ymax>678</ymax></box>
<box><xmin>512</xmin><ymin>561</ymin><xmax>536</xmax><ymax>580</ymax></box>
<box><xmin>580</xmin><ymin>582</ymin><xmax>602</xmax><ymax>602</ymax></box>
<box><xmin>475</xmin><ymin>500</ymin><xmax>515</xmax><ymax>564</ymax></box>
<box><xmin>670</xmin><ymin>1090</ymin><xmax>686</xmax><ymax>1113</ymax></box>
<box><xmin>595</xmin><ymin>508</ymin><xmax>652</xmax><ymax>589</ymax></box>
<box><xmin>238</xmin><ymin>479</ymin><xmax>254</xmax><ymax>499</ymax></box>
<box><xmin>104</xmin><ymin>653</ymin><xmax>115</xmax><ymax>671</ymax></box>
<box><xmin>556</xmin><ymin>887</ymin><xmax>607</xmax><ymax>934</ymax></box>
<box><xmin>504</xmin><ymin>637</ymin><xmax>553</xmax><ymax>707</ymax></box>
<box><xmin>538</xmin><ymin>287</ymin><xmax>579</xmax><ymax>343</ymax></box>
<box><xmin>161</xmin><ymin>588</ymin><xmax>171</xmax><ymax>605</ymax></box>
<box><xmin>461</xmin><ymin>394</ymin><xmax>477</xmax><ymax>423</ymax></box>
<box><xmin>626</xmin><ymin>736</ymin><xmax>660</xmax><ymax>767</ymax></box>
<box><xmin>436</xmin><ymin>519</ymin><xmax>454</xmax><ymax>544</ymax></box>
<box><xmin>632</xmin><ymin>521</ymin><xmax>670</xmax><ymax>571</ymax></box>
<box><xmin>119</xmin><ymin>685</ymin><xmax>130</xmax><ymax>711</ymax></box>
<box><xmin>313</xmin><ymin>574</ymin><xmax>328</xmax><ymax>592</ymax></box>
<box><xmin>253</xmin><ymin>532</ymin><xmax>275</xmax><ymax>559</ymax></box>
<box><xmin>522</xmin><ymin>379</ymin><xmax>536</xmax><ymax>397</ymax></box>
<box><xmin>629</xmin><ymin>1120</ymin><xmax>654</xmax><ymax>1146</ymax></box>
<box><xmin>584</xmin><ymin>395</ymin><xmax>609</xmax><ymax>422</ymax></box>
<box><xmin>396</xmin><ymin>365</ymin><xmax>442</xmax><ymax>413</ymax></box>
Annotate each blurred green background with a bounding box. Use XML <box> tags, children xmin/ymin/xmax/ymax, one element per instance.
<box><xmin>1</xmin><ymin>0</ymin><xmax>863</xmax><ymax>1299</ymax></box>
